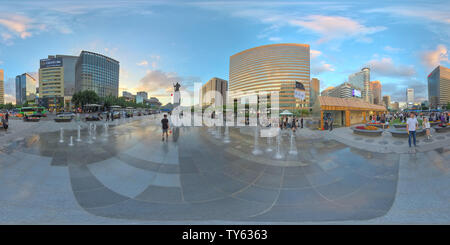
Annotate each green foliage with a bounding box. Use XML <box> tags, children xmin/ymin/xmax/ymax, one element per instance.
<box><xmin>0</xmin><ymin>103</ymin><xmax>15</xmax><ymax>110</ymax></box>
<box><xmin>71</xmin><ymin>90</ymin><xmax>100</xmax><ymax>107</ymax></box>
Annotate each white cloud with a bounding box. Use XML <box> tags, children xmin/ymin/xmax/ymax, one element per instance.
<box><xmin>364</xmin><ymin>7</ymin><xmax>450</xmax><ymax>25</ymax></box>
<box><xmin>312</xmin><ymin>61</ymin><xmax>335</xmax><ymax>75</ymax></box>
<box><xmin>289</xmin><ymin>15</ymin><xmax>386</xmax><ymax>44</ymax></box>
<box><xmin>268</xmin><ymin>37</ymin><xmax>281</xmax><ymax>42</ymax></box>
<box><xmin>421</xmin><ymin>44</ymin><xmax>448</xmax><ymax>69</ymax></box>
<box><xmin>310</xmin><ymin>49</ymin><xmax>322</xmax><ymax>59</ymax></box>
<box><xmin>137</xmin><ymin>60</ymin><xmax>149</xmax><ymax>66</ymax></box>
<box><xmin>384</xmin><ymin>46</ymin><xmax>402</xmax><ymax>53</ymax></box>
<box><xmin>366</xmin><ymin>57</ymin><xmax>416</xmax><ymax>77</ymax></box>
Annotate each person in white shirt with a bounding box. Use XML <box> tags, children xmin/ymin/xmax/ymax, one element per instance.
<box><xmin>406</xmin><ymin>113</ymin><xmax>419</xmax><ymax>150</ymax></box>
<box><xmin>423</xmin><ymin>117</ymin><xmax>431</xmax><ymax>140</ymax></box>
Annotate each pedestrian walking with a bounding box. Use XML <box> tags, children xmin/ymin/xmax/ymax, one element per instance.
<box><xmin>300</xmin><ymin>117</ymin><xmax>303</xmax><ymax>128</ymax></box>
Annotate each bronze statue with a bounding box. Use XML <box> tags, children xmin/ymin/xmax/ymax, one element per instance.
<box><xmin>173</xmin><ymin>82</ymin><xmax>181</xmax><ymax>92</ymax></box>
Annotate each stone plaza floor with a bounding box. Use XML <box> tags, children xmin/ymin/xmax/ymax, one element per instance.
<box><xmin>0</xmin><ymin>116</ymin><xmax>449</xmax><ymax>224</ymax></box>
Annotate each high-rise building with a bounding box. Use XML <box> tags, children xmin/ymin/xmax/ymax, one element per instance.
<box><xmin>310</xmin><ymin>78</ymin><xmax>320</xmax><ymax>107</ymax></box>
<box><xmin>428</xmin><ymin>65</ymin><xmax>450</xmax><ymax>109</ymax></box>
<box><xmin>137</xmin><ymin>91</ymin><xmax>148</xmax><ymax>100</ymax></box>
<box><xmin>201</xmin><ymin>77</ymin><xmax>228</xmax><ymax>107</ymax></box>
<box><xmin>15</xmin><ymin>73</ymin><xmax>37</xmax><ymax>105</ymax></box>
<box><xmin>229</xmin><ymin>43</ymin><xmax>310</xmax><ymax>111</ymax></box>
<box><xmin>348</xmin><ymin>67</ymin><xmax>370</xmax><ymax>102</ymax></box>
<box><xmin>406</xmin><ymin>88</ymin><xmax>414</xmax><ymax>107</ymax></box>
<box><xmin>75</xmin><ymin>51</ymin><xmax>119</xmax><ymax>98</ymax></box>
<box><xmin>370</xmin><ymin>81</ymin><xmax>382</xmax><ymax>105</ymax></box>
<box><xmin>325</xmin><ymin>82</ymin><xmax>363</xmax><ymax>99</ymax></box>
<box><xmin>38</xmin><ymin>54</ymin><xmax>79</xmax><ymax>110</ymax></box>
<box><xmin>382</xmin><ymin>95</ymin><xmax>391</xmax><ymax>109</ymax></box>
<box><xmin>390</xmin><ymin>101</ymin><xmax>399</xmax><ymax>111</ymax></box>
<box><xmin>0</xmin><ymin>69</ymin><xmax>4</xmax><ymax>105</ymax></box>
<box><xmin>320</xmin><ymin>86</ymin><xmax>334</xmax><ymax>96</ymax></box>
<box><xmin>122</xmin><ymin>91</ymin><xmax>135</xmax><ymax>102</ymax></box>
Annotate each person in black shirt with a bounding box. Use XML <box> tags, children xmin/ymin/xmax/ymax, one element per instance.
<box><xmin>161</xmin><ymin>114</ymin><xmax>169</xmax><ymax>141</ymax></box>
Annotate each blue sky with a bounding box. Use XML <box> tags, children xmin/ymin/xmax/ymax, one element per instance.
<box><xmin>0</xmin><ymin>0</ymin><xmax>449</xmax><ymax>104</ymax></box>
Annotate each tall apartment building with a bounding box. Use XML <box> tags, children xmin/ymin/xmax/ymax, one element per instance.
<box><xmin>406</xmin><ymin>88</ymin><xmax>414</xmax><ymax>107</ymax></box>
<box><xmin>428</xmin><ymin>65</ymin><xmax>450</xmax><ymax>109</ymax></box>
<box><xmin>0</xmin><ymin>69</ymin><xmax>4</xmax><ymax>105</ymax></box>
<box><xmin>15</xmin><ymin>73</ymin><xmax>37</xmax><ymax>105</ymax></box>
<box><xmin>201</xmin><ymin>77</ymin><xmax>228</xmax><ymax>107</ymax></box>
<box><xmin>310</xmin><ymin>78</ymin><xmax>320</xmax><ymax>107</ymax></box>
<box><xmin>348</xmin><ymin>67</ymin><xmax>370</xmax><ymax>102</ymax></box>
<box><xmin>75</xmin><ymin>51</ymin><xmax>119</xmax><ymax>98</ymax></box>
<box><xmin>229</xmin><ymin>43</ymin><xmax>310</xmax><ymax>111</ymax></box>
<box><xmin>370</xmin><ymin>81</ymin><xmax>382</xmax><ymax>105</ymax></box>
<box><xmin>382</xmin><ymin>95</ymin><xmax>391</xmax><ymax>109</ymax></box>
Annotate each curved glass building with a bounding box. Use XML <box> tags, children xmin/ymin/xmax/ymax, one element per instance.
<box><xmin>229</xmin><ymin>43</ymin><xmax>310</xmax><ymax>110</ymax></box>
<box><xmin>75</xmin><ymin>51</ymin><xmax>120</xmax><ymax>97</ymax></box>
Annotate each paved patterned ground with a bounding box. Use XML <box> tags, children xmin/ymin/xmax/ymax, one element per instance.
<box><xmin>0</xmin><ymin>116</ymin><xmax>449</xmax><ymax>224</ymax></box>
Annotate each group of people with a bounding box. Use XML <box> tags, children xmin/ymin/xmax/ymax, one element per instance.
<box><xmin>280</xmin><ymin>116</ymin><xmax>304</xmax><ymax>132</ymax></box>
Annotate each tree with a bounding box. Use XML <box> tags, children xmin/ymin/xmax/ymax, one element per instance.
<box><xmin>72</xmin><ymin>90</ymin><xmax>100</xmax><ymax>107</ymax></box>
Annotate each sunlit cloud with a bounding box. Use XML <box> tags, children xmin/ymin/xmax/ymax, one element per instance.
<box><xmin>421</xmin><ymin>44</ymin><xmax>448</xmax><ymax>70</ymax></box>
<box><xmin>366</xmin><ymin>57</ymin><xmax>416</xmax><ymax>77</ymax></box>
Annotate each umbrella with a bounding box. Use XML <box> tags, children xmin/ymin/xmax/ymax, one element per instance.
<box><xmin>280</xmin><ymin>110</ymin><xmax>293</xmax><ymax>116</ymax></box>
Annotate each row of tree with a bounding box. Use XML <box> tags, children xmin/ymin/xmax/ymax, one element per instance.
<box><xmin>71</xmin><ymin>90</ymin><xmax>160</xmax><ymax>110</ymax></box>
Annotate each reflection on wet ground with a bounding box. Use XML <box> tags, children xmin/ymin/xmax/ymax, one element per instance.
<box><xmin>0</xmin><ymin>119</ymin><xmax>404</xmax><ymax>222</ymax></box>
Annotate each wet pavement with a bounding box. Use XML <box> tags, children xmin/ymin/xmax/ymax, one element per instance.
<box><xmin>0</xmin><ymin>118</ymin><xmax>449</xmax><ymax>224</ymax></box>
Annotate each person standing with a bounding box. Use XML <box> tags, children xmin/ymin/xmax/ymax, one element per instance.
<box><xmin>423</xmin><ymin>117</ymin><xmax>431</xmax><ymax>140</ymax></box>
<box><xmin>329</xmin><ymin>117</ymin><xmax>334</xmax><ymax>131</ymax></box>
<box><xmin>406</xmin><ymin>113</ymin><xmax>419</xmax><ymax>152</ymax></box>
<box><xmin>300</xmin><ymin>117</ymin><xmax>303</xmax><ymax>128</ymax></box>
<box><xmin>161</xmin><ymin>114</ymin><xmax>170</xmax><ymax>141</ymax></box>
<box><xmin>292</xmin><ymin>117</ymin><xmax>297</xmax><ymax>133</ymax></box>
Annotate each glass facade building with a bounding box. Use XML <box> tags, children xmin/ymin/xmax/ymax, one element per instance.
<box><xmin>229</xmin><ymin>43</ymin><xmax>310</xmax><ymax>111</ymax></box>
<box><xmin>348</xmin><ymin>67</ymin><xmax>370</xmax><ymax>102</ymax></box>
<box><xmin>15</xmin><ymin>73</ymin><xmax>37</xmax><ymax>105</ymax></box>
<box><xmin>428</xmin><ymin>65</ymin><xmax>450</xmax><ymax>109</ymax></box>
<box><xmin>0</xmin><ymin>69</ymin><xmax>4</xmax><ymax>105</ymax></box>
<box><xmin>75</xmin><ymin>51</ymin><xmax>119</xmax><ymax>98</ymax></box>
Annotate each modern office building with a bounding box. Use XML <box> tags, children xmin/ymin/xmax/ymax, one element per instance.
<box><xmin>391</xmin><ymin>101</ymin><xmax>400</xmax><ymax>111</ymax></box>
<box><xmin>406</xmin><ymin>88</ymin><xmax>414</xmax><ymax>107</ymax></box>
<box><xmin>320</xmin><ymin>86</ymin><xmax>334</xmax><ymax>97</ymax></box>
<box><xmin>428</xmin><ymin>65</ymin><xmax>450</xmax><ymax>109</ymax></box>
<box><xmin>75</xmin><ymin>51</ymin><xmax>119</xmax><ymax>98</ymax></box>
<box><xmin>38</xmin><ymin>54</ymin><xmax>80</xmax><ymax>110</ymax></box>
<box><xmin>0</xmin><ymin>69</ymin><xmax>4</xmax><ymax>105</ymax></box>
<box><xmin>144</xmin><ymin>97</ymin><xmax>162</xmax><ymax>108</ymax></box>
<box><xmin>229</xmin><ymin>43</ymin><xmax>310</xmax><ymax>111</ymax></box>
<box><xmin>325</xmin><ymin>82</ymin><xmax>363</xmax><ymax>99</ymax></box>
<box><xmin>201</xmin><ymin>77</ymin><xmax>228</xmax><ymax>107</ymax></box>
<box><xmin>382</xmin><ymin>95</ymin><xmax>391</xmax><ymax>109</ymax></box>
<box><xmin>348</xmin><ymin>67</ymin><xmax>370</xmax><ymax>102</ymax></box>
<box><xmin>370</xmin><ymin>81</ymin><xmax>382</xmax><ymax>105</ymax></box>
<box><xmin>15</xmin><ymin>73</ymin><xmax>37</xmax><ymax>105</ymax></box>
<box><xmin>310</xmin><ymin>78</ymin><xmax>320</xmax><ymax>107</ymax></box>
<box><xmin>137</xmin><ymin>91</ymin><xmax>148</xmax><ymax>100</ymax></box>
<box><xmin>122</xmin><ymin>91</ymin><xmax>135</xmax><ymax>102</ymax></box>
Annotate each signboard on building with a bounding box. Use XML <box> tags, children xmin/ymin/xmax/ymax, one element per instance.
<box><xmin>294</xmin><ymin>81</ymin><xmax>306</xmax><ymax>100</ymax></box>
<box><xmin>352</xmin><ymin>89</ymin><xmax>361</xmax><ymax>98</ymax></box>
<box><xmin>40</xmin><ymin>58</ymin><xmax>63</xmax><ymax>68</ymax></box>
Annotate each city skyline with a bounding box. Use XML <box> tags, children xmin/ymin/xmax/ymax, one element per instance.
<box><xmin>0</xmin><ymin>0</ymin><xmax>449</xmax><ymax>105</ymax></box>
